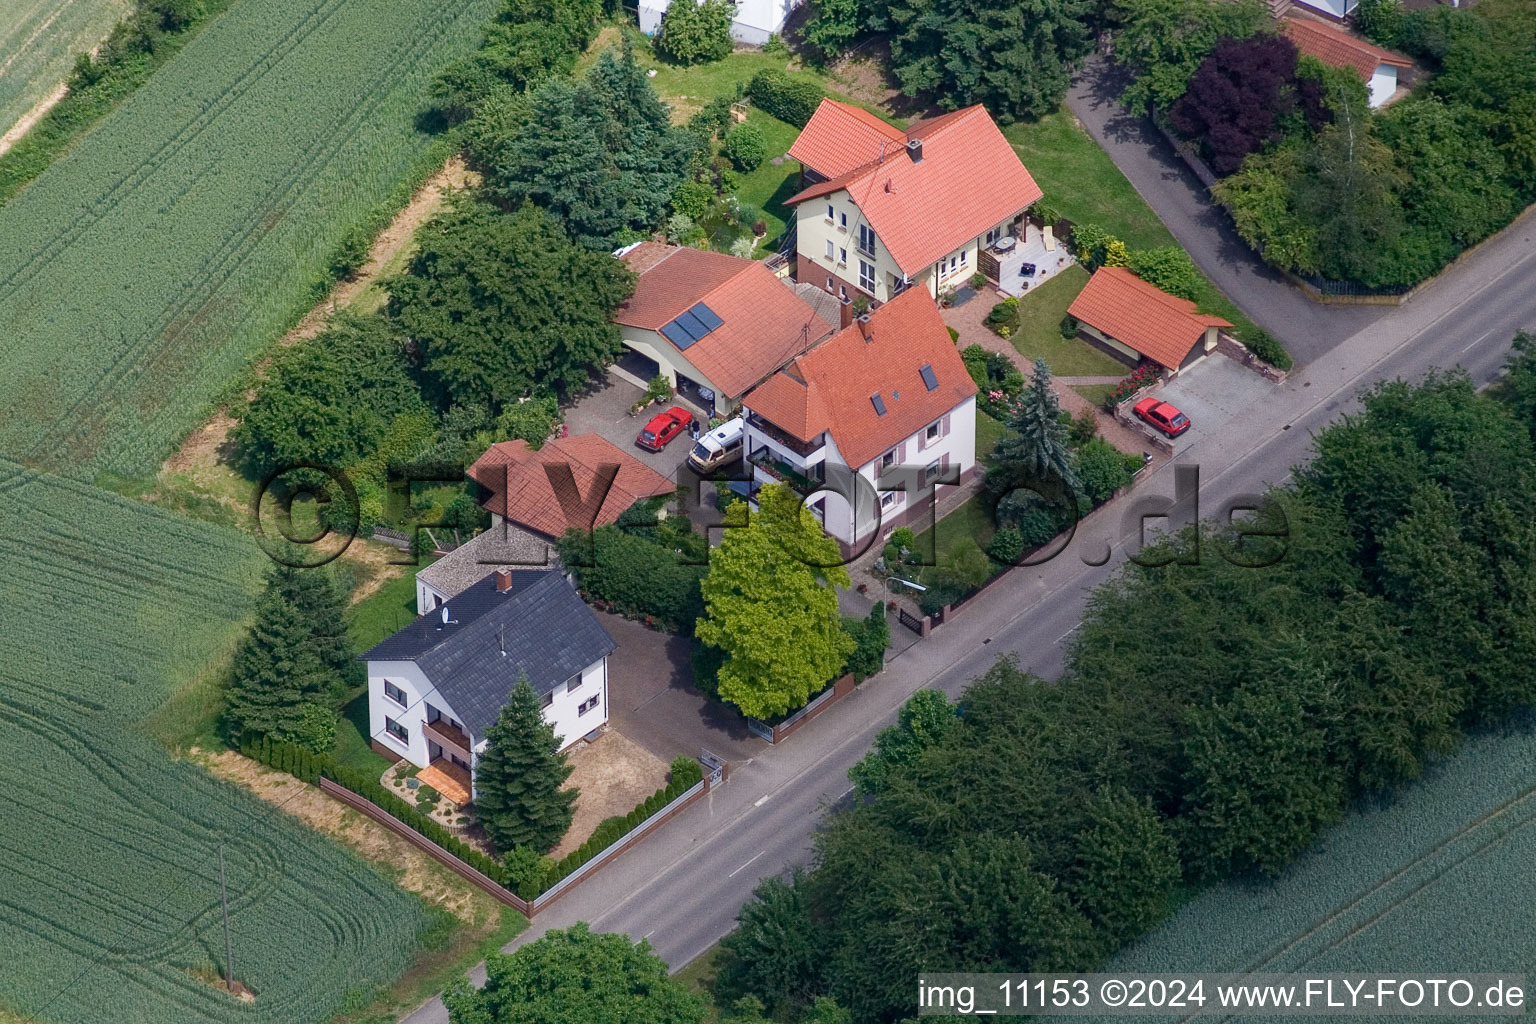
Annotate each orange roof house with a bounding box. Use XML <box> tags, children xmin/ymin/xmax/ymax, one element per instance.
<box><xmin>786</xmin><ymin>100</ymin><xmax>1043</xmax><ymax>306</ymax></box>
<box><xmin>1282</xmin><ymin>17</ymin><xmax>1412</xmax><ymax>108</ymax></box>
<box><xmin>611</xmin><ymin>243</ymin><xmax>833</xmax><ymax>415</ymax></box>
<box><xmin>467</xmin><ymin>433</ymin><xmax>674</xmax><ymax>541</ymax></box>
<box><xmin>742</xmin><ymin>288</ymin><xmax>979</xmax><ymax>546</ymax></box>
<box><xmin>1068</xmin><ymin>268</ymin><xmax>1232</xmax><ymax>373</ymax></box>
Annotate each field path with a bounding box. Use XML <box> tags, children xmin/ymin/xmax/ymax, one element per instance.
<box><xmin>0</xmin><ymin>80</ymin><xmax>66</xmax><ymax>157</ymax></box>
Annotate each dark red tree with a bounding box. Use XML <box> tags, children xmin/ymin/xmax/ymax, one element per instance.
<box><xmin>1170</xmin><ymin>34</ymin><xmax>1303</xmax><ymax>176</ymax></box>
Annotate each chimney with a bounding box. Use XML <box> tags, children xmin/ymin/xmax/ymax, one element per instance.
<box><xmin>906</xmin><ymin>138</ymin><xmax>922</xmax><ymax>162</ymax></box>
<box><xmin>857</xmin><ymin>313</ymin><xmax>874</xmax><ymax>342</ymax></box>
<box><xmin>495</xmin><ymin>569</ymin><xmax>514</xmax><ymax>593</ymax></box>
<box><xmin>839</xmin><ymin>295</ymin><xmax>853</xmax><ymax>330</ymax></box>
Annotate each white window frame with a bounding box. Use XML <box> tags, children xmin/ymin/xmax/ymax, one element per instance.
<box><xmin>924</xmin><ymin>458</ymin><xmax>941</xmax><ymax>482</ymax></box>
<box><xmin>826</xmin><ymin>203</ymin><xmax>835</xmax><ymax>222</ymax></box>
<box><xmin>566</xmin><ymin>673</ymin><xmax>582</xmax><ymax>694</ymax></box>
<box><xmin>839</xmin><ymin>211</ymin><xmax>848</xmax><ymax>230</ymax></box>
<box><xmin>826</xmin><ymin>239</ymin><xmax>835</xmax><ymax>261</ymax></box>
<box><xmin>578</xmin><ymin>695</ymin><xmax>600</xmax><ymax>716</ymax></box>
<box><xmin>857</xmin><ymin>223</ymin><xmax>876</xmax><ymax>256</ymax></box>
<box><xmin>926</xmin><ymin>420</ymin><xmax>942</xmax><ymax>442</ymax></box>
<box><xmin>838</xmin><ymin>246</ymin><xmax>847</xmax><ymax>265</ymax></box>
<box><xmin>383</xmin><ymin>680</ymin><xmax>407</xmax><ymax>707</ymax></box>
<box><xmin>827</xmin><ymin>277</ymin><xmax>835</xmax><ymax>292</ymax></box>
<box><xmin>881</xmin><ymin>448</ymin><xmax>896</xmax><ymax>468</ymax></box>
<box><xmin>384</xmin><ymin>717</ymin><xmax>409</xmax><ymax>745</ymax></box>
<box><xmin>881</xmin><ymin>490</ymin><xmax>899</xmax><ymax>509</ymax></box>
<box><xmin>858</xmin><ymin>259</ymin><xmax>876</xmax><ymax>293</ymax></box>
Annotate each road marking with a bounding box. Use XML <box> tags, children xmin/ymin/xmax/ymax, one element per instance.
<box><xmin>727</xmin><ymin>851</ymin><xmax>766</xmax><ymax>878</ymax></box>
<box><xmin>1055</xmin><ymin>623</ymin><xmax>1080</xmax><ymax>644</ymax></box>
<box><xmin>753</xmin><ymin>794</ymin><xmax>770</xmax><ymax>807</ymax></box>
<box><xmin>642</xmin><ymin>929</ymin><xmax>655</xmax><ymax>938</ymax></box>
<box><xmin>1463</xmin><ymin>329</ymin><xmax>1494</xmax><ymax>353</ymax></box>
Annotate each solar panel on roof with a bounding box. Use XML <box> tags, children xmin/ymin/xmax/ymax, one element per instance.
<box><xmin>920</xmin><ymin>364</ymin><xmax>938</xmax><ymax>391</ymax></box>
<box><xmin>660</xmin><ymin>321</ymin><xmax>694</xmax><ymax>348</ymax></box>
<box><xmin>690</xmin><ymin>302</ymin><xmax>723</xmax><ymax>331</ymax></box>
<box><xmin>675</xmin><ymin>310</ymin><xmax>710</xmax><ymax>340</ymax></box>
<box><xmin>871</xmin><ymin>393</ymin><xmax>887</xmax><ymax>416</ymax></box>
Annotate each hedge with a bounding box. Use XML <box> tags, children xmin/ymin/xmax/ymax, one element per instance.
<box><xmin>747</xmin><ymin>69</ymin><xmax>824</xmax><ymax>127</ymax></box>
<box><xmin>241</xmin><ymin>735</ymin><xmax>704</xmax><ymax>900</ymax></box>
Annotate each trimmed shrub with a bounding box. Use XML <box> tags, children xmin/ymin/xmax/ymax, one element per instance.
<box><xmin>723</xmin><ymin>122</ymin><xmax>768</xmax><ymax>171</ymax></box>
<box><xmin>987</xmin><ymin>527</ymin><xmax>1025</xmax><ymax>564</ymax></box>
<box><xmin>747</xmin><ymin>69</ymin><xmax>824</xmax><ymax>127</ymax></box>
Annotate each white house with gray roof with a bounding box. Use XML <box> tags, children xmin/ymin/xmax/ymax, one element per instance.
<box><xmin>362</xmin><ymin>568</ymin><xmax>616</xmax><ymax>804</ymax></box>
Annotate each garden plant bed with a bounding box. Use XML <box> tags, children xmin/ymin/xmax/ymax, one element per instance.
<box><xmin>383</xmin><ymin>761</ymin><xmax>473</xmax><ymax>832</ymax></box>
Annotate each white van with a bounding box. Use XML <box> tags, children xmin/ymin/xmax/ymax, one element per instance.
<box><xmin>686</xmin><ymin>417</ymin><xmax>745</xmax><ymax>473</ymax></box>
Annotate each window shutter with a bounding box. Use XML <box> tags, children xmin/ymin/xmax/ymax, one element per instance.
<box><xmin>897</xmin><ymin>439</ymin><xmax>907</xmax><ymax>462</ymax></box>
<box><xmin>941</xmin><ymin>413</ymin><xmax>951</xmax><ymax>435</ymax></box>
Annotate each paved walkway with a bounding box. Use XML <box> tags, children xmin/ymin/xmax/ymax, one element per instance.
<box><xmin>1064</xmin><ymin>58</ymin><xmax>1383</xmax><ymax>367</ymax></box>
<box><xmin>941</xmin><ymin>293</ymin><xmax>1168</xmax><ymax>462</ymax></box>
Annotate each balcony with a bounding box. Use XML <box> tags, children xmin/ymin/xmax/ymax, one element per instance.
<box><xmin>746</xmin><ymin>413</ymin><xmax>824</xmax><ymax>459</ymax></box>
<box><xmin>751</xmin><ymin>446</ymin><xmax>824</xmax><ymax>493</ymax></box>
<box><xmin>424</xmin><ymin>717</ymin><xmax>471</xmax><ymax>757</ymax></box>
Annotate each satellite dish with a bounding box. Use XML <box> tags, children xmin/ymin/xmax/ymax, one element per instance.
<box><xmin>440</xmin><ymin>605</ymin><xmax>449</xmax><ymax>625</ymax></box>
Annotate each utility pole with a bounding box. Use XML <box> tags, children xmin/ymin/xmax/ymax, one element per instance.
<box><xmin>218</xmin><ymin>844</ymin><xmax>234</xmax><ymax>994</ymax></box>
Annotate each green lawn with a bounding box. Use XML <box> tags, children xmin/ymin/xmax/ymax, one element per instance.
<box><xmin>913</xmin><ymin>494</ymin><xmax>996</xmax><ymax>568</ymax></box>
<box><xmin>333</xmin><ymin>687</ymin><xmax>396</xmax><ymax>777</ymax></box>
<box><xmin>1004</xmin><ymin>109</ymin><xmax>1176</xmax><ymax>252</ymax></box>
<box><xmin>1072</xmin><ymin>382</ymin><xmax>1119</xmax><ymax>408</ymax></box>
<box><xmin>975</xmin><ymin>410</ymin><xmax>1006</xmax><ymax>461</ymax></box>
<box><xmin>1007</xmin><ymin>266</ymin><xmax>1129</xmax><ymax>377</ymax></box>
<box><xmin>348</xmin><ymin>567</ymin><xmax>420</xmax><ymax>651</ymax></box>
<box><xmin>724</xmin><ymin>109</ymin><xmax>803</xmax><ymax>253</ymax></box>
<box><xmin>672</xmin><ymin>944</ymin><xmax>725</xmax><ymax>1022</ymax></box>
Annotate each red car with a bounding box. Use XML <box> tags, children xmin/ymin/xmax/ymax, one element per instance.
<box><xmin>636</xmin><ymin>406</ymin><xmax>694</xmax><ymax>451</ymax></box>
<box><xmin>1133</xmin><ymin>397</ymin><xmax>1191</xmax><ymax>438</ymax></box>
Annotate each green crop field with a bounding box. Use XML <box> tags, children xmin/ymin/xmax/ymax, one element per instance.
<box><xmin>1087</xmin><ymin>724</ymin><xmax>1536</xmax><ymax>1022</ymax></box>
<box><xmin>0</xmin><ymin>458</ymin><xmax>433</xmax><ymax>1023</ymax></box>
<box><xmin>0</xmin><ymin>0</ymin><xmax>499</xmax><ymax>479</ymax></box>
<box><xmin>0</xmin><ymin>0</ymin><xmax>126</xmax><ymax>136</ymax></box>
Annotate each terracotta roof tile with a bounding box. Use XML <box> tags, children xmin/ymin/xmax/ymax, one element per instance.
<box><xmin>745</xmin><ymin>288</ymin><xmax>977</xmax><ymax>468</ymax></box>
<box><xmin>787</xmin><ymin>99</ymin><xmax>907</xmax><ymax>179</ymax></box>
<box><xmin>1067</xmin><ymin>267</ymin><xmax>1232</xmax><ymax>371</ymax></box>
<box><xmin>1282</xmin><ymin>17</ymin><xmax>1411</xmax><ymax>80</ymax></box>
<box><xmin>786</xmin><ymin>104</ymin><xmax>1044</xmax><ymax>276</ymax></box>
<box><xmin>613</xmin><ymin>246</ymin><xmax>833</xmax><ymax>398</ymax></box>
<box><xmin>467</xmin><ymin>434</ymin><xmax>674</xmax><ymax>540</ymax></box>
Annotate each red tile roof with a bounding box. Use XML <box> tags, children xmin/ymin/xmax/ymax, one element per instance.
<box><xmin>613</xmin><ymin>244</ymin><xmax>834</xmax><ymax>398</ymax></box>
<box><xmin>785</xmin><ymin>103</ymin><xmax>1044</xmax><ymax>277</ymax></box>
<box><xmin>1282</xmin><ymin>17</ymin><xmax>1411</xmax><ymax>80</ymax></box>
<box><xmin>467</xmin><ymin>434</ymin><xmax>674</xmax><ymax>540</ymax></box>
<box><xmin>1067</xmin><ymin>267</ymin><xmax>1232</xmax><ymax>371</ymax></box>
<box><xmin>787</xmin><ymin>99</ymin><xmax>907</xmax><ymax>179</ymax></box>
<box><xmin>744</xmin><ymin>288</ymin><xmax>977</xmax><ymax>469</ymax></box>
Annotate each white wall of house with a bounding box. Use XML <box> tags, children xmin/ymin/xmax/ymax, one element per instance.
<box><xmin>1368</xmin><ymin>65</ymin><xmax>1398</xmax><ymax>108</ymax></box>
<box><xmin>744</xmin><ymin>396</ymin><xmax>976</xmax><ymax>546</ymax></box>
<box><xmin>796</xmin><ymin>192</ymin><xmax>1018</xmax><ymax>303</ymax></box>
<box><xmin>638</xmin><ymin>0</ymin><xmax>804</xmax><ymax>45</ymax></box>
<box><xmin>367</xmin><ymin>656</ymin><xmax>609</xmax><ymax>782</ymax></box>
<box><xmin>1292</xmin><ymin>0</ymin><xmax>1356</xmax><ymax>18</ymax></box>
<box><xmin>417</xmin><ymin>578</ymin><xmax>449</xmax><ymax>615</ymax></box>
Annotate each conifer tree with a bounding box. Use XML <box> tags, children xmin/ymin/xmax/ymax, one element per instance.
<box><xmin>271</xmin><ymin>563</ymin><xmax>354</xmax><ymax>688</ymax></box>
<box><xmin>223</xmin><ymin>569</ymin><xmax>335</xmax><ymax>749</ymax></box>
<box><xmin>474</xmin><ymin>674</ymin><xmax>576</xmax><ymax>852</ymax></box>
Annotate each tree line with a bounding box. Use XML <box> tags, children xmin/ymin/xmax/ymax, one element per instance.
<box><xmin>705</xmin><ymin>334</ymin><xmax>1536</xmax><ymax>1023</ymax></box>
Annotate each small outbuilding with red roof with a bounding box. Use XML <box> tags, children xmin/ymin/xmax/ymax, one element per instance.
<box><xmin>1068</xmin><ymin>267</ymin><xmax>1233</xmax><ymax>376</ymax></box>
<box><xmin>785</xmin><ymin>99</ymin><xmax>1044</xmax><ymax>308</ymax></box>
<box><xmin>1282</xmin><ymin>16</ymin><xmax>1412</xmax><ymax>108</ymax></box>
<box><xmin>612</xmin><ymin>242</ymin><xmax>834</xmax><ymax>416</ymax></box>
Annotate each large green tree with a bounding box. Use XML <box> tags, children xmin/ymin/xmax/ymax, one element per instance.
<box><xmin>234</xmin><ymin>313</ymin><xmax>424</xmax><ymax>481</ymax></box>
<box><xmin>715</xmin><ymin>874</ymin><xmax>827</xmax><ymax>1014</ymax></box>
<box><xmin>987</xmin><ymin>358</ymin><xmax>1080</xmax><ymax>530</ymax></box>
<box><xmin>695</xmin><ymin>485</ymin><xmax>854</xmax><ymax>719</ymax></box>
<box><xmin>656</xmin><ymin>0</ymin><xmax>735</xmax><ymax>64</ymax></box>
<box><xmin>473</xmin><ymin>675</ymin><xmax>577</xmax><ymax>852</ymax></box>
<box><xmin>1111</xmin><ymin>0</ymin><xmax>1267</xmax><ymax>110</ymax></box>
<box><xmin>389</xmin><ymin>198</ymin><xmax>633</xmax><ymax>412</ymax></box>
<box><xmin>481</xmin><ymin>40</ymin><xmax>701</xmax><ymax>249</ymax></box>
<box><xmin>879</xmin><ymin>0</ymin><xmax>1093</xmax><ymax>121</ymax></box>
<box><xmin>222</xmin><ymin>565</ymin><xmax>342</xmax><ymax>751</ymax></box>
<box><xmin>444</xmin><ymin>923</ymin><xmax>708</xmax><ymax>1024</ymax></box>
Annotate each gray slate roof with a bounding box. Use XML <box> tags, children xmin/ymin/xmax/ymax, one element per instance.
<box><xmin>416</xmin><ymin>525</ymin><xmax>555</xmax><ymax>601</ymax></box>
<box><xmin>362</xmin><ymin>570</ymin><xmax>616</xmax><ymax>738</ymax></box>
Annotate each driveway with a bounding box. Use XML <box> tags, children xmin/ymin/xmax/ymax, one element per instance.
<box><xmin>564</xmin><ymin>372</ymin><xmax>696</xmax><ymax>481</ymax></box>
<box><xmin>1065</xmin><ymin>58</ymin><xmax>1383</xmax><ymax>367</ymax></box>
<box><xmin>1151</xmin><ymin>356</ymin><xmax>1281</xmax><ymax>455</ymax></box>
<box><xmin>600</xmin><ymin>610</ymin><xmax>764</xmax><ymax>765</ymax></box>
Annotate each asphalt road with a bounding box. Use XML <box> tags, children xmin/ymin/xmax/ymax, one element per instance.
<box><xmin>400</xmin><ymin>204</ymin><xmax>1536</xmax><ymax>1024</ymax></box>
<box><xmin>1064</xmin><ymin>58</ymin><xmax>1384</xmax><ymax>367</ymax></box>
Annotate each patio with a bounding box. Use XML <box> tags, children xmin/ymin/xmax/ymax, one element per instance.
<box><xmin>985</xmin><ymin>221</ymin><xmax>1076</xmax><ymax>298</ymax></box>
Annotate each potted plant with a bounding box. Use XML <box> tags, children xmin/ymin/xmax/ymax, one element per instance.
<box><xmin>887</xmin><ymin>600</ymin><xmax>898</xmax><ymax>611</ymax></box>
<box><xmin>969</xmin><ymin>271</ymin><xmax>987</xmax><ymax>289</ymax></box>
<box><xmin>856</xmin><ymin>582</ymin><xmax>869</xmax><ymax>594</ymax></box>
